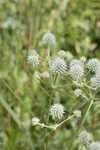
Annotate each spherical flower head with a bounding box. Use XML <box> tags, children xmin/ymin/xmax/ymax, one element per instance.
<box><xmin>27</xmin><ymin>50</ymin><xmax>39</xmax><ymax>67</ymax></box>
<box><xmin>50</xmin><ymin>104</ymin><xmax>64</xmax><ymax>120</ymax></box>
<box><xmin>74</xmin><ymin>110</ymin><xmax>81</xmax><ymax>118</ymax></box>
<box><xmin>78</xmin><ymin>131</ymin><xmax>92</xmax><ymax>146</ymax></box>
<box><xmin>87</xmin><ymin>58</ymin><xmax>100</xmax><ymax>72</ymax></box>
<box><xmin>70</xmin><ymin>59</ymin><xmax>84</xmax><ymax>68</ymax></box>
<box><xmin>80</xmin><ymin>56</ymin><xmax>87</xmax><ymax>63</ymax></box>
<box><xmin>50</xmin><ymin>57</ymin><xmax>67</xmax><ymax>75</ymax></box>
<box><xmin>41</xmin><ymin>71</ymin><xmax>50</xmax><ymax>79</ymax></box>
<box><xmin>42</xmin><ymin>31</ymin><xmax>56</xmax><ymax>46</ymax></box>
<box><xmin>32</xmin><ymin>117</ymin><xmax>40</xmax><ymax>126</ymax></box>
<box><xmin>74</xmin><ymin>89</ymin><xmax>82</xmax><ymax>97</ymax></box>
<box><xmin>69</xmin><ymin>64</ymin><xmax>84</xmax><ymax>81</ymax></box>
<box><xmin>57</xmin><ymin>50</ymin><xmax>66</xmax><ymax>58</ymax></box>
<box><xmin>91</xmin><ymin>74</ymin><xmax>100</xmax><ymax>88</ymax></box>
<box><xmin>88</xmin><ymin>142</ymin><xmax>100</xmax><ymax>150</ymax></box>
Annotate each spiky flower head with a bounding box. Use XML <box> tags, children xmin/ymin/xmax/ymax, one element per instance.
<box><xmin>73</xmin><ymin>110</ymin><xmax>81</xmax><ymax>118</ymax></box>
<box><xmin>27</xmin><ymin>50</ymin><xmax>39</xmax><ymax>67</ymax></box>
<box><xmin>88</xmin><ymin>142</ymin><xmax>100</xmax><ymax>150</ymax></box>
<box><xmin>57</xmin><ymin>50</ymin><xmax>66</xmax><ymax>58</ymax></box>
<box><xmin>66</xmin><ymin>51</ymin><xmax>73</xmax><ymax>61</ymax></box>
<box><xmin>91</xmin><ymin>75</ymin><xmax>100</xmax><ymax>88</ymax></box>
<box><xmin>78</xmin><ymin>131</ymin><xmax>92</xmax><ymax>146</ymax></box>
<box><xmin>87</xmin><ymin>58</ymin><xmax>100</xmax><ymax>72</ymax></box>
<box><xmin>74</xmin><ymin>89</ymin><xmax>82</xmax><ymax>97</ymax></box>
<box><xmin>42</xmin><ymin>31</ymin><xmax>56</xmax><ymax>46</ymax></box>
<box><xmin>32</xmin><ymin>117</ymin><xmax>40</xmax><ymax>126</ymax></box>
<box><xmin>41</xmin><ymin>71</ymin><xmax>50</xmax><ymax>79</ymax></box>
<box><xmin>70</xmin><ymin>59</ymin><xmax>84</xmax><ymax>68</ymax></box>
<box><xmin>50</xmin><ymin>57</ymin><xmax>67</xmax><ymax>75</ymax></box>
<box><xmin>50</xmin><ymin>104</ymin><xmax>64</xmax><ymax>120</ymax></box>
<box><xmin>69</xmin><ymin>64</ymin><xmax>84</xmax><ymax>81</ymax></box>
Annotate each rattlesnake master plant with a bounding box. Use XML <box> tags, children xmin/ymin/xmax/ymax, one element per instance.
<box><xmin>27</xmin><ymin>32</ymin><xmax>100</xmax><ymax>149</ymax></box>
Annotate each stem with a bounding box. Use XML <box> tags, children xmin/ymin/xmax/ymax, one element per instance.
<box><xmin>56</xmin><ymin>114</ymin><xmax>75</xmax><ymax>129</ymax></box>
<box><xmin>81</xmin><ymin>99</ymin><xmax>94</xmax><ymax>126</ymax></box>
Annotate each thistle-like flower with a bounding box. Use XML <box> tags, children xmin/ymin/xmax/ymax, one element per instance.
<box><xmin>50</xmin><ymin>57</ymin><xmax>67</xmax><ymax>75</ymax></box>
<box><xmin>78</xmin><ymin>131</ymin><xmax>92</xmax><ymax>146</ymax></box>
<box><xmin>41</xmin><ymin>71</ymin><xmax>50</xmax><ymax>79</ymax></box>
<box><xmin>91</xmin><ymin>75</ymin><xmax>100</xmax><ymax>88</ymax></box>
<box><xmin>27</xmin><ymin>50</ymin><xmax>39</xmax><ymax>67</ymax></box>
<box><xmin>57</xmin><ymin>50</ymin><xmax>66</xmax><ymax>58</ymax></box>
<box><xmin>70</xmin><ymin>59</ymin><xmax>84</xmax><ymax>68</ymax></box>
<box><xmin>50</xmin><ymin>104</ymin><xmax>64</xmax><ymax>120</ymax></box>
<box><xmin>88</xmin><ymin>142</ymin><xmax>100</xmax><ymax>150</ymax></box>
<box><xmin>42</xmin><ymin>31</ymin><xmax>56</xmax><ymax>46</ymax></box>
<box><xmin>32</xmin><ymin>117</ymin><xmax>40</xmax><ymax>126</ymax></box>
<box><xmin>86</xmin><ymin>58</ymin><xmax>100</xmax><ymax>72</ymax></box>
<box><xmin>74</xmin><ymin>89</ymin><xmax>82</xmax><ymax>97</ymax></box>
<box><xmin>69</xmin><ymin>64</ymin><xmax>84</xmax><ymax>81</ymax></box>
<box><xmin>73</xmin><ymin>110</ymin><xmax>81</xmax><ymax>118</ymax></box>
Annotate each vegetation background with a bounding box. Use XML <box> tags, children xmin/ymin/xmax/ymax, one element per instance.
<box><xmin>0</xmin><ymin>0</ymin><xmax>100</xmax><ymax>150</ymax></box>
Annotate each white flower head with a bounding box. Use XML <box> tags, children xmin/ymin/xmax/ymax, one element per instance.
<box><xmin>57</xmin><ymin>50</ymin><xmax>66</xmax><ymax>58</ymax></box>
<box><xmin>70</xmin><ymin>59</ymin><xmax>84</xmax><ymax>68</ymax></box>
<box><xmin>41</xmin><ymin>71</ymin><xmax>50</xmax><ymax>79</ymax></box>
<box><xmin>50</xmin><ymin>104</ymin><xmax>64</xmax><ymax>120</ymax></box>
<box><xmin>87</xmin><ymin>58</ymin><xmax>100</xmax><ymax>72</ymax></box>
<box><xmin>32</xmin><ymin>117</ymin><xmax>40</xmax><ymax>126</ymax></box>
<box><xmin>69</xmin><ymin>64</ymin><xmax>84</xmax><ymax>81</ymax></box>
<box><xmin>91</xmin><ymin>74</ymin><xmax>100</xmax><ymax>88</ymax></box>
<box><xmin>50</xmin><ymin>57</ymin><xmax>67</xmax><ymax>75</ymax></box>
<box><xmin>74</xmin><ymin>89</ymin><xmax>82</xmax><ymax>97</ymax></box>
<box><xmin>78</xmin><ymin>131</ymin><xmax>92</xmax><ymax>146</ymax></box>
<box><xmin>88</xmin><ymin>142</ymin><xmax>100</xmax><ymax>150</ymax></box>
<box><xmin>73</xmin><ymin>110</ymin><xmax>81</xmax><ymax>118</ymax></box>
<box><xmin>42</xmin><ymin>31</ymin><xmax>56</xmax><ymax>46</ymax></box>
<box><xmin>27</xmin><ymin>50</ymin><xmax>39</xmax><ymax>67</ymax></box>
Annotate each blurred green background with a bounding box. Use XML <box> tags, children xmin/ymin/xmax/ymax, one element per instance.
<box><xmin>0</xmin><ymin>0</ymin><xmax>100</xmax><ymax>150</ymax></box>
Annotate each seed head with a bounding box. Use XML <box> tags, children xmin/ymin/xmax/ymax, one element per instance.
<box><xmin>50</xmin><ymin>104</ymin><xmax>64</xmax><ymax>120</ymax></box>
<box><xmin>42</xmin><ymin>31</ymin><xmax>56</xmax><ymax>46</ymax></box>
<box><xmin>50</xmin><ymin>57</ymin><xmax>67</xmax><ymax>75</ymax></box>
